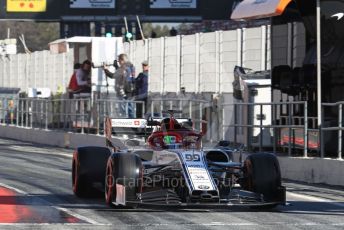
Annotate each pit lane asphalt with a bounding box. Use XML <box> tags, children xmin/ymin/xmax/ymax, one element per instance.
<box><xmin>0</xmin><ymin>137</ymin><xmax>344</xmax><ymax>230</ymax></box>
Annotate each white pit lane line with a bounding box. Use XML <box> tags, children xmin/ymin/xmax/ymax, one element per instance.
<box><xmin>1</xmin><ymin>223</ymin><xmax>344</xmax><ymax>227</ymax></box>
<box><xmin>1</xmin><ymin>181</ymin><xmax>344</xmax><ymax>227</ymax></box>
<box><xmin>0</xmin><ymin>182</ymin><xmax>108</xmax><ymax>226</ymax></box>
<box><xmin>287</xmin><ymin>191</ymin><xmax>344</xmax><ymax>208</ymax></box>
<box><xmin>8</xmin><ymin>145</ymin><xmax>73</xmax><ymax>158</ymax></box>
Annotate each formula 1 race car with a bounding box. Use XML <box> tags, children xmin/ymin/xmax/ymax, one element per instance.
<box><xmin>72</xmin><ymin>110</ymin><xmax>286</xmax><ymax>209</ymax></box>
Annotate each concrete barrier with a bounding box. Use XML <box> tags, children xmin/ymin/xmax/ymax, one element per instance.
<box><xmin>0</xmin><ymin>125</ymin><xmax>125</xmax><ymax>149</ymax></box>
<box><xmin>277</xmin><ymin>156</ymin><xmax>344</xmax><ymax>187</ymax></box>
<box><xmin>0</xmin><ymin>125</ymin><xmax>343</xmax><ymax>187</ymax></box>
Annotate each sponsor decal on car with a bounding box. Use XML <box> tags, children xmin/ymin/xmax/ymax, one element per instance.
<box><xmin>198</xmin><ymin>185</ymin><xmax>210</xmax><ymax>190</ymax></box>
<box><xmin>111</xmin><ymin>119</ymin><xmax>146</xmax><ymax>128</ymax></box>
<box><xmin>181</xmin><ymin>151</ymin><xmax>216</xmax><ymax>191</ymax></box>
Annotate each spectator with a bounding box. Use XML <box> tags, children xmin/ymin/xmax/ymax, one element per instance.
<box><xmin>151</xmin><ymin>31</ymin><xmax>157</xmax><ymax>38</ymax></box>
<box><xmin>73</xmin><ymin>63</ymin><xmax>81</xmax><ymax>72</ymax></box>
<box><xmin>170</xmin><ymin>27</ymin><xmax>177</xmax><ymax>36</ymax></box>
<box><xmin>135</xmin><ymin>60</ymin><xmax>149</xmax><ymax>118</ymax></box>
<box><xmin>68</xmin><ymin>60</ymin><xmax>91</xmax><ymax>98</ymax></box>
<box><xmin>103</xmin><ymin>54</ymin><xmax>136</xmax><ymax>118</ymax></box>
<box><xmin>75</xmin><ymin>60</ymin><xmax>92</xmax><ymax>90</ymax></box>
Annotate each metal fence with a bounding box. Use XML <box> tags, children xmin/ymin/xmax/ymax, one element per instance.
<box><xmin>2</xmin><ymin>96</ymin><xmax>344</xmax><ymax>160</ymax></box>
<box><xmin>0</xmin><ymin>96</ymin><xmax>209</xmax><ymax>136</ymax></box>
<box><xmin>222</xmin><ymin>101</ymin><xmax>344</xmax><ymax>159</ymax></box>
<box><xmin>0</xmin><ymin>97</ymin><xmax>145</xmax><ymax>134</ymax></box>
<box><xmin>321</xmin><ymin>102</ymin><xmax>344</xmax><ymax>160</ymax></box>
<box><xmin>221</xmin><ymin>101</ymin><xmax>309</xmax><ymax>157</ymax></box>
<box><xmin>149</xmin><ymin>98</ymin><xmax>210</xmax><ymax>133</ymax></box>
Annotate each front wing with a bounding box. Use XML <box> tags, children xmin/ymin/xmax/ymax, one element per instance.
<box><xmin>114</xmin><ymin>185</ymin><xmax>286</xmax><ymax>208</ymax></box>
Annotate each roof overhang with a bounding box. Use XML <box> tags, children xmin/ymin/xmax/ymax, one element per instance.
<box><xmin>231</xmin><ymin>0</ymin><xmax>292</xmax><ymax>20</ymax></box>
<box><xmin>49</xmin><ymin>36</ymin><xmax>93</xmax><ymax>45</ymax></box>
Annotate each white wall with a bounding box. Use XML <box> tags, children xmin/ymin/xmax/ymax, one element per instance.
<box><xmin>125</xmin><ymin>25</ymin><xmax>270</xmax><ymax>95</ymax></box>
<box><xmin>181</xmin><ymin>34</ymin><xmax>198</xmax><ymax>93</ymax></box>
<box><xmin>220</xmin><ymin>30</ymin><xmax>242</xmax><ymax>93</ymax></box>
<box><xmin>0</xmin><ymin>50</ymin><xmax>73</xmax><ymax>93</ymax></box>
<box><xmin>164</xmin><ymin>36</ymin><xmax>180</xmax><ymax>93</ymax></box>
<box><xmin>0</xmin><ymin>26</ymin><xmax>270</xmax><ymax>95</ymax></box>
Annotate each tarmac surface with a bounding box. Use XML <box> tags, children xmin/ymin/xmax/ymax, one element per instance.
<box><xmin>0</xmin><ymin>137</ymin><xmax>343</xmax><ymax>230</ymax></box>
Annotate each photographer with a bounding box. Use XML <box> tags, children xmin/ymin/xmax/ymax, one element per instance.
<box><xmin>103</xmin><ymin>54</ymin><xmax>135</xmax><ymax>118</ymax></box>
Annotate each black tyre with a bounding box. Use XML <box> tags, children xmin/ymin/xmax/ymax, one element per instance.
<box><xmin>72</xmin><ymin>152</ymin><xmax>91</xmax><ymax>197</ymax></box>
<box><xmin>105</xmin><ymin>153</ymin><xmax>142</xmax><ymax>207</ymax></box>
<box><xmin>243</xmin><ymin>153</ymin><xmax>282</xmax><ymax>205</ymax></box>
<box><xmin>72</xmin><ymin>146</ymin><xmax>111</xmax><ymax>198</ymax></box>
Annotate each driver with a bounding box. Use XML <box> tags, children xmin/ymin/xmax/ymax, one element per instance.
<box><xmin>160</xmin><ymin>118</ymin><xmax>182</xmax><ymax>131</ymax></box>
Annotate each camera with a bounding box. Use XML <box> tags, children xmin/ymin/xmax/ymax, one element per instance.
<box><xmin>113</xmin><ymin>60</ymin><xmax>119</xmax><ymax>69</ymax></box>
<box><xmin>91</xmin><ymin>61</ymin><xmax>112</xmax><ymax>68</ymax></box>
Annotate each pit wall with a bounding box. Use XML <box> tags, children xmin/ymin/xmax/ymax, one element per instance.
<box><xmin>1</xmin><ymin>124</ymin><xmax>343</xmax><ymax>187</ymax></box>
<box><xmin>277</xmin><ymin>157</ymin><xmax>344</xmax><ymax>186</ymax></box>
<box><xmin>0</xmin><ymin>125</ymin><xmax>125</xmax><ymax>150</ymax></box>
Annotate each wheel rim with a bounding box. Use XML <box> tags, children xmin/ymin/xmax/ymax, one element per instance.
<box><xmin>243</xmin><ymin>159</ymin><xmax>253</xmax><ymax>191</ymax></box>
<box><xmin>105</xmin><ymin>160</ymin><xmax>114</xmax><ymax>204</ymax></box>
<box><xmin>72</xmin><ymin>157</ymin><xmax>78</xmax><ymax>193</ymax></box>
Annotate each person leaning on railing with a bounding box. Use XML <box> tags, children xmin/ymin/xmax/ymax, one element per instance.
<box><xmin>68</xmin><ymin>60</ymin><xmax>92</xmax><ymax>98</ymax></box>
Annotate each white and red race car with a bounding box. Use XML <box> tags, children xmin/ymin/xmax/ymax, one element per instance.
<box><xmin>72</xmin><ymin>110</ymin><xmax>286</xmax><ymax>209</ymax></box>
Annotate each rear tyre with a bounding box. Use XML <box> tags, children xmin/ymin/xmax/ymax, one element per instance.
<box><xmin>105</xmin><ymin>153</ymin><xmax>142</xmax><ymax>207</ymax></box>
<box><xmin>243</xmin><ymin>153</ymin><xmax>282</xmax><ymax>209</ymax></box>
<box><xmin>72</xmin><ymin>147</ymin><xmax>111</xmax><ymax>198</ymax></box>
<box><xmin>72</xmin><ymin>153</ymin><xmax>94</xmax><ymax>197</ymax></box>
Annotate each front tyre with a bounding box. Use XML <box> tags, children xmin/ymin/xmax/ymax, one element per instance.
<box><xmin>72</xmin><ymin>153</ymin><xmax>94</xmax><ymax>197</ymax></box>
<box><xmin>243</xmin><ymin>153</ymin><xmax>282</xmax><ymax>208</ymax></box>
<box><xmin>105</xmin><ymin>158</ymin><xmax>115</xmax><ymax>206</ymax></box>
<box><xmin>72</xmin><ymin>147</ymin><xmax>111</xmax><ymax>198</ymax></box>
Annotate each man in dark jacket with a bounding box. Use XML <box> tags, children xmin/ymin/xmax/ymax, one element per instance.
<box><xmin>135</xmin><ymin>60</ymin><xmax>149</xmax><ymax>118</ymax></box>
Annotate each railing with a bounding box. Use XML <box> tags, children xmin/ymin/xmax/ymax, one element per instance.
<box><xmin>221</xmin><ymin>101</ymin><xmax>309</xmax><ymax>157</ymax></box>
<box><xmin>0</xmin><ymin>97</ymin><xmax>210</xmax><ymax>138</ymax></box>
<box><xmin>2</xmin><ymin>96</ymin><xmax>344</xmax><ymax>159</ymax></box>
<box><xmin>150</xmin><ymin>98</ymin><xmax>210</xmax><ymax>133</ymax></box>
<box><xmin>0</xmin><ymin>97</ymin><xmax>145</xmax><ymax>135</ymax></box>
<box><xmin>321</xmin><ymin>102</ymin><xmax>344</xmax><ymax>160</ymax></box>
